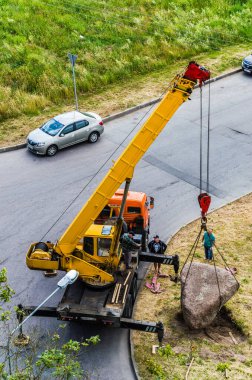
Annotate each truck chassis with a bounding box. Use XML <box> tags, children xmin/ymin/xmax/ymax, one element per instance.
<box><xmin>18</xmin><ymin>252</ymin><xmax>179</xmax><ymax>342</ymax></box>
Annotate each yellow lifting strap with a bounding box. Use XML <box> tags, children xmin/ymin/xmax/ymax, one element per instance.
<box><xmin>57</xmin><ymin>76</ymin><xmax>198</xmax><ymax>255</ymax></box>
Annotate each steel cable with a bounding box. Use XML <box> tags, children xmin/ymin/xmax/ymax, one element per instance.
<box><xmin>207</xmin><ymin>80</ymin><xmax>211</xmax><ymax>193</ymax></box>
<box><xmin>180</xmin><ymin>227</ymin><xmax>203</xmax><ymax>291</ymax></box>
<box><xmin>199</xmin><ymin>86</ymin><xmax>203</xmax><ymax>194</ymax></box>
<box><xmin>214</xmin><ymin>243</ymin><xmax>240</xmax><ymax>286</ymax></box>
<box><xmin>212</xmin><ymin>250</ymin><xmax>222</xmax><ymax>310</ymax></box>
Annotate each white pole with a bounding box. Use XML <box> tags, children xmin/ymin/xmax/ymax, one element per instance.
<box><xmin>11</xmin><ymin>287</ymin><xmax>60</xmax><ymax>336</ymax></box>
<box><xmin>72</xmin><ymin>63</ymin><xmax>78</xmax><ymax>111</ymax></box>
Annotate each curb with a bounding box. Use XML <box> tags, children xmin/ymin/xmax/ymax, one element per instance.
<box><xmin>0</xmin><ymin>68</ymin><xmax>242</xmax><ymax>154</ymax></box>
<box><xmin>129</xmin><ymin>263</ymin><xmax>151</xmax><ymax>380</ymax></box>
<box><xmin>129</xmin><ymin>330</ymin><xmax>141</xmax><ymax>380</ymax></box>
<box><xmin>0</xmin><ymin>143</ymin><xmax>26</xmax><ymax>153</ymax></box>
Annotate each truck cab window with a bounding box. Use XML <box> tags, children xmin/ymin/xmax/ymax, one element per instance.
<box><xmin>83</xmin><ymin>237</ymin><xmax>94</xmax><ymax>255</ymax></box>
<box><xmin>100</xmin><ymin>206</ymin><xmax>111</xmax><ymax>219</ymax></box>
<box><xmin>128</xmin><ymin>206</ymin><xmax>141</xmax><ymax>214</ymax></box>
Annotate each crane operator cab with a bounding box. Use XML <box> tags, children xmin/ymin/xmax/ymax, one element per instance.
<box><xmin>26</xmin><ymin>224</ymin><xmax>126</xmax><ymax>287</ymax></box>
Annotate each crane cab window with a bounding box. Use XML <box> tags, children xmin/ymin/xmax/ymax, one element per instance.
<box><xmin>98</xmin><ymin>238</ymin><xmax>111</xmax><ymax>257</ymax></box>
<box><xmin>99</xmin><ymin>206</ymin><xmax>116</xmax><ymax>220</ymax></box>
<box><xmin>127</xmin><ymin>206</ymin><xmax>141</xmax><ymax>214</ymax></box>
<box><xmin>83</xmin><ymin>237</ymin><xmax>94</xmax><ymax>255</ymax></box>
<box><xmin>101</xmin><ymin>226</ymin><xmax>112</xmax><ymax>235</ymax></box>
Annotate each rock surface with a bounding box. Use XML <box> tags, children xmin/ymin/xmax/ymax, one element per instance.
<box><xmin>181</xmin><ymin>263</ymin><xmax>239</xmax><ymax>329</ymax></box>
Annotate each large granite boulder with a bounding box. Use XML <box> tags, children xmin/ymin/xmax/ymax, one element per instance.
<box><xmin>181</xmin><ymin>263</ymin><xmax>239</xmax><ymax>329</ymax></box>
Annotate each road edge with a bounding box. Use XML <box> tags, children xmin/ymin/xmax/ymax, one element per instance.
<box><xmin>0</xmin><ymin>68</ymin><xmax>242</xmax><ymax>154</ymax></box>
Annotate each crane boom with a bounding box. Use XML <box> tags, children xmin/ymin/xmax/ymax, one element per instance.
<box><xmin>24</xmin><ymin>61</ymin><xmax>210</xmax><ymax>335</ymax></box>
<box><xmin>56</xmin><ymin>62</ymin><xmax>210</xmax><ymax>255</ymax></box>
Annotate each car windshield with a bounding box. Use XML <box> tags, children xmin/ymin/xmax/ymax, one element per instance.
<box><xmin>40</xmin><ymin>119</ymin><xmax>64</xmax><ymax>136</ymax></box>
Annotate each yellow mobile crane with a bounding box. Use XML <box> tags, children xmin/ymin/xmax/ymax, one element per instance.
<box><xmin>22</xmin><ymin>62</ymin><xmax>210</xmax><ymax>339</ymax></box>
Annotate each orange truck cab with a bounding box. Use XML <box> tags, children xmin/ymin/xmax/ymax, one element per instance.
<box><xmin>95</xmin><ymin>189</ymin><xmax>154</xmax><ymax>250</ymax></box>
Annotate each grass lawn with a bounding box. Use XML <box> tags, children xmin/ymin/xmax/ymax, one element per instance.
<box><xmin>0</xmin><ymin>44</ymin><xmax>251</xmax><ymax>148</ymax></box>
<box><xmin>133</xmin><ymin>193</ymin><xmax>252</xmax><ymax>380</ymax></box>
<box><xmin>1</xmin><ymin>0</ymin><xmax>252</xmax><ymax>146</ymax></box>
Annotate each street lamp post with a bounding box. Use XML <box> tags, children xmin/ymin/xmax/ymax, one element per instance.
<box><xmin>7</xmin><ymin>270</ymin><xmax>79</xmax><ymax>375</ymax></box>
<box><xmin>11</xmin><ymin>270</ymin><xmax>79</xmax><ymax>336</ymax></box>
<box><xmin>68</xmin><ymin>53</ymin><xmax>79</xmax><ymax>111</ymax></box>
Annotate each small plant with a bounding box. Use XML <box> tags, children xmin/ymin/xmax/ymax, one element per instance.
<box><xmin>146</xmin><ymin>358</ymin><xmax>165</xmax><ymax>379</ymax></box>
<box><xmin>194</xmin><ymin>252</ymin><xmax>201</xmax><ymax>258</ymax></box>
<box><xmin>244</xmin><ymin>359</ymin><xmax>252</xmax><ymax>367</ymax></box>
<box><xmin>0</xmin><ymin>267</ymin><xmax>14</xmax><ymax>321</ymax></box>
<box><xmin>217</xmin><ymin>362</ymin><xmax>230</xmax><ymax>372</ymax></box>
<box><xmin>173</xmin><ymin>295</ymin><xmax>180</xmax><ymax>300</ymax></box>
<box><xmin>158</xmin><ymin>344</ymin><xmax>174</xmax><ymax>358</ymax></box>
<box><xmin>177</xmin><ymin>353</ymin><xmax>188</xmax><ymax>365</ymax></box>
<box><xmin>241</xmin><ymin>278</ymin><xmax>249</xmax><ymax>284</ymax></box>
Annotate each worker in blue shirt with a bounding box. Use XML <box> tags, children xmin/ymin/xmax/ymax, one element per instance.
<box><xmin>202</xmin><ymin>227</ymin><xmax>215</xmax><ymax>261</ymax></box>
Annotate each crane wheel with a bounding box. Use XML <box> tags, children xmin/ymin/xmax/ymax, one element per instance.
<box><xmin>130</xmin><ymin>275</ymin><xmax>138</xmax><ymax>304</ymax></box>
<box><xmin>141</xmin><ymin>230</ymin><xmax>148</xmax><ymax>251</ymax></box>
<box><xmin>122</xmin><ymin>294</ymin><xmax>133</xmax><ymax>318</ymax></box>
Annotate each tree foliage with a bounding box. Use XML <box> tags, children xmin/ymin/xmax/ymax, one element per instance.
<box><xmin>0</xmin><ymin>267</ymin><xmax>100</xmax><ymax>379</ymax></box>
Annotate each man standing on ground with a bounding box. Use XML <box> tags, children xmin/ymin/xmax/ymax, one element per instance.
<box><xmin>148</xmin><ymin>235</ymin><xmax>167</xmax><ymax>274</ymax></box>
<box><xmin>121</xmin><ymin>231</ymin><xmax>141</xmax><ymax>270</ymax></box>
<box><xmin>202</xmin><ymin>227</ymin><xmax>215</xmax><ymax>261</ymax></box>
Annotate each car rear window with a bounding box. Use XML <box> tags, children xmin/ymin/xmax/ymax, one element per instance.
<box><xmin>40</xmin><ymin>119</ymin><xmax>64</xmax><ymax>136</ymax></box>
<box><xmin>76</xmin><ymin>120</ymin><xmax>89</xmax><ymax>129</ymax></box>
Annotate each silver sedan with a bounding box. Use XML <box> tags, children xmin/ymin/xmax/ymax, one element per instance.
<box><xmin>27</xmin><ymin>110</ymin><xmax>104</xmax><ymax>156</ymax></box>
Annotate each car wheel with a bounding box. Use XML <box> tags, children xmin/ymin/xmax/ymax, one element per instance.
<box><xmin>46</xmin><ymin>145</ymin><xmax>58</xmax><ymax>156</ymax></box>
<box><xmin>88</xmin><ymin>132</ymin><xmax>99</xmax><ymax>143</ymax></box>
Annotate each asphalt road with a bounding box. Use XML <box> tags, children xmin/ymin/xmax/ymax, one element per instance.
<box><xmin>1</xmin><ymin>71</ymin><xmax>252</xmax><ymax>379</ymax></box>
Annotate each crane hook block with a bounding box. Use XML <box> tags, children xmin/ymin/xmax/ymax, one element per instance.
<box><xmin>198</xmin><ymin>193</ymin><xmax>211</xmax><ymax>216</ymax></box>
<box><xmin>183</xmin><ymin>61</ymin><xmax>210</xmax><ymax>86</ymax></box>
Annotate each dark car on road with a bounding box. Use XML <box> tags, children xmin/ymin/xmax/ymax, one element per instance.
<box><xmin>242</xmin><ymin>53</ymin><xmax>252</xmax><ymax>74</ymax></box>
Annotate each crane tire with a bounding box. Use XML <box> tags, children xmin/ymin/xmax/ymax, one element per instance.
<box><xmin>130</xmin><ymin>275</ymin><xmax>138</xmax><ymax>304</ymax></box>
<box><xmin>141</xmin><ymin>230</ymin><xmax>148</xmax><ymax>251</ymax></box>
<box><xmin>122</xmin><ymin>294</ymin><xmax>133</xmax><ymax>318</ymax></box>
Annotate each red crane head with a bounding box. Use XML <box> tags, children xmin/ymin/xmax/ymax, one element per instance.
<box><xmin>183</xmin><ymin>61</ymin><xmax>210</xmax><ymax>86</ymax></box>
<box><xmin>198</xmin><ymin>192</ymin><xmax>211</xmax><ymax>218</ymax></box>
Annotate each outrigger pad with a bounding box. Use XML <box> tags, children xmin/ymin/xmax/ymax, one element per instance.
<box><xmin>145</xmin><ymin>275</ymin><xmax>163</xmax><ymax>293</ymax></box>
<box><xmin>44</xmin><ymin>270</ymin><xmax>57</xmax><ymax>277</ymax></box>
